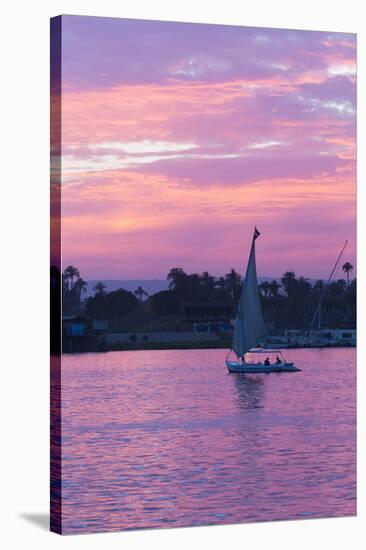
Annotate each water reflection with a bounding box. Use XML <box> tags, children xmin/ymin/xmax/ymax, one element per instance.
<box><xmin>231</xmin><ymin>373</ymin><xmax>265</xmax><ymax>411</ymax></box>
<box><xmin>59</xmin><ymin>347</ymin><xmax>356</xmax><ymax>534</ymax></box>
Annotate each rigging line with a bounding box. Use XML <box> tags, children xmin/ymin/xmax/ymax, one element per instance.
<box><xmin>307</xmin><ymin>239</ymin><xmax>348</xmax><ymax>333</ymax></box>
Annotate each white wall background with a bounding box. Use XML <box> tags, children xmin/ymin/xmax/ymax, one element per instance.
<box><xmin>1</xmin><ymin>1</ymin><xmax>365</xmax><ymax>548</ymax></box>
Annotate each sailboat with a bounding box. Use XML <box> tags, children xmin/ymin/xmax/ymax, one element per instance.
<box><xmin>226</xmin><ymin>228</ymin><xmax>300</xmax><ymax>373</ymax></box>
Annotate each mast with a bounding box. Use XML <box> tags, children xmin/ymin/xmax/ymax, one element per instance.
<box><xmin>318</xmin><ymin>295</ymin><xmax>321</xmax><ymax>329</ymax></box>
<box><xmin>307</xmin><ymin>240</ymin><xmax>348</xmax><ymax>333</ymax></box>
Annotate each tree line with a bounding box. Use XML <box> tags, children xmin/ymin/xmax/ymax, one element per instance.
<box><xmin>61</xmin><ymin>263</ymin><xmax>356</xmax><ymax>329</ymax></box>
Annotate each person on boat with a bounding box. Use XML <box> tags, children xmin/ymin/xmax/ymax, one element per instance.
<box><xmin>264</xmin><ymin>357</ymin><xmax>270</xmax><ymax>365</ymax></box>
<box><xmin>276</xmin><ymin>355</ymin><xmax>282</xmax><ymax>364</ymax></box>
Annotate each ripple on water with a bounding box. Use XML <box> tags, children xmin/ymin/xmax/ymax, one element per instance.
<box><xmin>59</xmin><ymin>347</ymin><xmax>356</xmax><ymax>534</ymax></box>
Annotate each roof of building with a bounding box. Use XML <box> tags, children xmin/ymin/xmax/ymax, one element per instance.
<box><xmin>181</xmin><ymin>300</ymin><xmax>234</xmax><ymax>307</ymax></box>
<box><xmin>62</xmin><ymin>315</ymin><xmax>86</xmax><ymax>322</ymax></box>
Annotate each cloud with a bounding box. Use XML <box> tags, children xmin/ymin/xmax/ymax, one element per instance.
<box><xmin>249</xmin><ymin>140</ymin><xmax>284</xmax><ymax>149</ymax></box>
<box><xmin>299</xmin><ymin>75</ymin><xmax>356</xmax><ymax>103</ymax></box>
<box><xmin>61</xmin><ymin>16</ymin><xmax>356</xmax><ymax>89</ymax></box>
<box><xmin>328</xmin><ymin>64</ymin><xmax>356</xmax><ymax>76</ymax></box>
<box><xmin>133</xmin><ymin>153</ymin><xmax>349</xmax><ymax>188</ymax></box>
<box><xmin>59</xmin><ymin>17</ymin><xmax>356</xmax><ymax>278</ymax></box>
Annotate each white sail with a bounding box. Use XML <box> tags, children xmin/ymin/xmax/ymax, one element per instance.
<box><xmin>232</xmin><ymin>228</ymin><xmax>267</xmax><ymax>358</ymax></box>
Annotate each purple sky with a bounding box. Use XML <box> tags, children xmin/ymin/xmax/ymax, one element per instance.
<box><xmin>59</xmin><ymin>16</ymin><xmax>356</xmax><ymax>280</ymax></box>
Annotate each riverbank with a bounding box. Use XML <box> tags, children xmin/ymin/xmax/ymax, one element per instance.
<box><xmin>63</xmin><ymin>341</ymin><xmax>232</xmax><ymax>353</ymax></box>
<box><xmin>63</xmin><ymin>331</ymin><xmax>232</xmax><ymax>353</ymax></box>
<box><xmin>62</xmin><ymin>327</ymin><xmax>356</xmax><ymax>353</ymax></box>
<box><xmin>62</xmin><ymin>338</ymin><xmax>355</xmax><ymax>353</ymax></box>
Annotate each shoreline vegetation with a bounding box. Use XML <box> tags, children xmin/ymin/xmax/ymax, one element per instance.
<box><xmin>51</xmin><ymin>264</ymin><xmax>356</xmax><ymax>354</ymax></box>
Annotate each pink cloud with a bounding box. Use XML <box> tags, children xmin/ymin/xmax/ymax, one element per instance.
<box><xmin>59</xmin><ymin>17</ymin><xmax>356</xmax><ymax>279</ymax></box>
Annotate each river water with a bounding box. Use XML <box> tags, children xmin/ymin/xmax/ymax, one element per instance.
<box><xmin>60</xmin><ymin>347</ymin><xmax>356</xmax><ymax>534</ymax></box>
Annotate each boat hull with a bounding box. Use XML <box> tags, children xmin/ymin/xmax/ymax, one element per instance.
<box><xmin>226</xmin><ymin>360</ymin><xmax>301</xmax><ymax>373</ymax></box>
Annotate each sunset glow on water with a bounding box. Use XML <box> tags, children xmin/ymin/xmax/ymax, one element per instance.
<box><xmin>60</xmin><ymin>348</ymin><xmax>356</xmax><ymax>533</ymax></box>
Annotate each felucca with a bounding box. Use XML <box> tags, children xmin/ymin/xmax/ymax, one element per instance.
<box><xmin>226</xmin><ymin>228</ymin><xmax>300</xmax><ymax>373</ymax></box>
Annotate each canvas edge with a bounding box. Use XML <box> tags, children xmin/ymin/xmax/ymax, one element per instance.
<box><xmin>50</xmin><ymin>14</ymin><xmax>63</xmax><ymax>535</ymax></box>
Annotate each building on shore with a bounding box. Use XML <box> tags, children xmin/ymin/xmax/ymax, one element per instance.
<box><xmin>181</xmin><ymin>300</ymin><xmax>235</xmax><ymax>331</ymax></box>
<box><xmin>62</xmin><ymin>315</ymin><xmax>86</xmax><ymax>352</ymax></box>
<box><xmin>264</xmin><ymin>328</ymin><xmax>356</xmax><ymax>348</ymax></box>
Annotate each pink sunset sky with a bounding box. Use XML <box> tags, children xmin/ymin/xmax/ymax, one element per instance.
<box><xmin>60</xmin><ymin>16</ymin><xmax>356</xmax><ymax>280</ymax></box>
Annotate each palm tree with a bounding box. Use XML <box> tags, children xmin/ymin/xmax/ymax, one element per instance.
<box><xmin>268</xmin><ymin>280</ymin><xmax>280</xmax><ymax>298</ymax></box>
<box><xmin>313</xmin><ymin>279</ymin><xmax>325</xmax><ymax>294</ymax></box>
<box><xmin>74</xmin><ymin>277</ymin><xmax>88</xmax><ymax>308</ymax></box>
<box><xmin>297</xmin><ymin>276</ymin><xmax>311</xmax><ymax>298</ymax></box>
<box><xmin>134</xmin><ymin>286</ymin><xmax>148</xmax><ymax>302</ymax></box>
<box><xmin>225</xmin><ymin>268</ymin><xmax>242</xmax><ymax>298</ymax></box>
<box><xmin>93</xmin><ymin>281</ymin><xmax>107</xmax><ymax>296</ymax></box>
<box><xmin>259</xmin><ymin>281</ymin><xmax>271</xmax><ymax>298</ymax></box>
<box><xmin>75</xmin><ymin>277</ymin><xmax>87</xmax><ymax>293</ymax></box>
<box><xmin>200</xmin><ymin>271</ymin><xmax>212</xmax><ymax>282</ymax></box>
<box><xmin>63</xmin><ymin>265</ymin><xmax>80</xmax><ymax>290</ymax></box>
<box><xmin>281</xmin><ymin>271</ymin><xmax>297</xmax><ymax>298</ymax></box>
<box><xmin>200</xmin><ymin>271</ymin><xmax>214</xmax><ymax>290</ymax></box>
<box><xmin>167</xmin><ymin>267</ymin><xmax>187</xmax><ymax>290</ymax></box>
<box><xmin>342</xmin><ymin>262</ymin><xmax>353</xmax><ymax>287</ymax></box>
